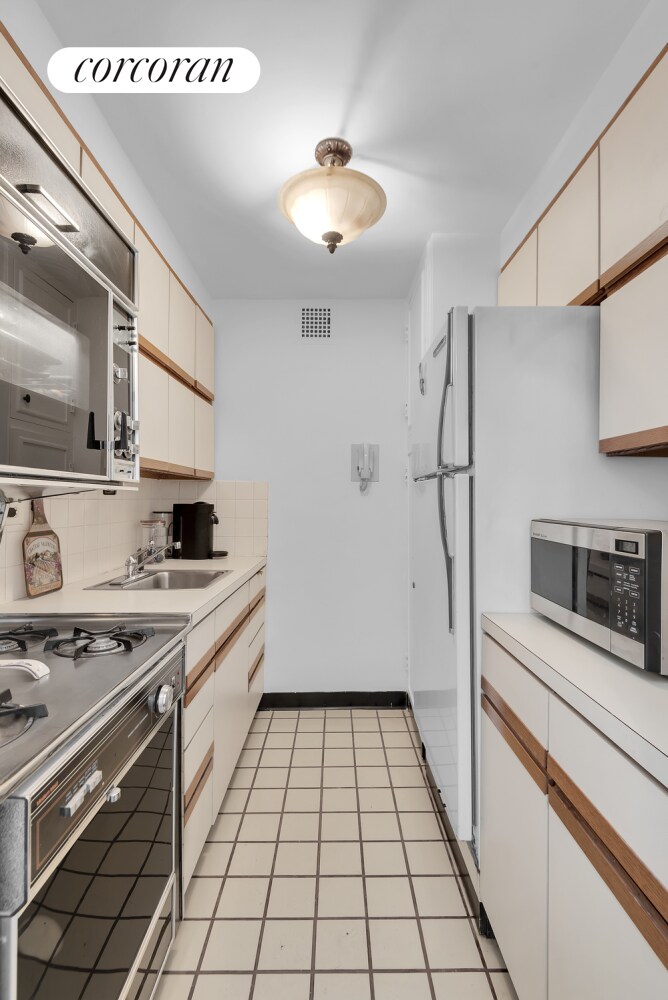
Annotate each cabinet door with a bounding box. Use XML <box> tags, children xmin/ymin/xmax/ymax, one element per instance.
<box><xmin>498</xmin><ymin>230</ymin><xmax>537</xmax><ymax>305</ymax></box>
<box><xmin>81</xmin><ymin>151</ymin><xmax>134</xmax><ymax>240</ymax></box>
<box><xmin>599</xmin><ymin>253</ymin><xmax>668</xmax><ymax>449</ymax></box>
<box><xmin>194</xmin><ymin>396</ymin><xmax>215</xmax><ymax>477</ymax></box>
<box><xmin>135</xmin><ymin>227</ymin><xmax>170</xmax><ymax>354</ymax></box>
<box><xmin>168</xmin><ymin>273</ymin><xmax>196</xmax><ymax>377</ymax></box>
<box><xmin>168</xmin><ymin>377</ymin><xmax>195</xmax><ymax>472</ymax></box>
<box><xmin>195</xmin><ymin>308</ymin><xmax>215</xmax><ymax>395</ymax></box>
<box><xmin>139</xmin><ymin>354</ymin><xmax>169</xmax><ymax>464</ymax></box>
<box><xmin>600</xmin><ymin>54</ymin><xmax>668</xmax><ymax>283</ymax></box>
<box><xmin>213</xmin><ymin>624</ymin><xmax>250</xmax><ymax>813</ymax></box>
<box><xmin>537</xmin><ymin>150</ymin><xmax>599</xmax><ymax>305</ymax></box>
<box><xmin>183</xmin><ymin>769</ymin><xmax>213</xmax><ymax>891</ymax></box>
<box><xmin>548</xmin><ymin>805</ymin><xmax>667</xmax><ymax>1000</ymax></box>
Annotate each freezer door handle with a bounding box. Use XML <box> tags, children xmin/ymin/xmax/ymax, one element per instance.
<box><xmin>436</xmin><ymin>310</ymin><xmax>453</xmax><ymax>467</ymax></box>
<box><xmin>412</xmin><ymin>464</ymin><xmax>470</xmax><ymax>483</ymax></box>
<box><xmin>437</xmin><ymin>473</ymin><xmax>454</xmax><ymax>634</ymax></box>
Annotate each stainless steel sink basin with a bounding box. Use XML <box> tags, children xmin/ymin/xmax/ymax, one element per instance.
<box><xmin>87</xmin><ymin>569</ymin><xmax>231</xmax><ymax>591</ymax></box>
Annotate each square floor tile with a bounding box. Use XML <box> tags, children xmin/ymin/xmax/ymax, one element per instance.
<box><xmin>292</xmin><ymin>748</ymin><xmax>323</xmax><ymax>766</ymax></box>
<box><xmin>326</xmin><ymin>709</ymin><xmax>351</xmax><ymax>718</ymax></box>
<box><xmin>270</xmin><ymin>718</ymin><xmax>297</xmax><ymax>733</ymax></box>
<box><xmin>368</xmin><ymin>919</ymin><xmax>425</xmax><ymax>970</ymax></box>
<box><xmin>280</xmin><ymin>813</ymin><xmax>320</xmax><ymax>841</ymax></box>
<box><xmin>251</xmin><ymin>718</ymin><xmax>270</xmax><ymax>733</ymax></box>
<box><xmin>360</xmin><ymin>813</ymin><xmax>400</xmax><ymax>841</ymax></box>
<box><xmin>405</xmin><ymin>841</ymin><xmax>453</xmax><ymax>876</ymax></box>
<box><xmin>379</xmin><ymin>718</ymin><xmax>408</xmax><ymax>732</ymax></box>
<box><xmin>315</xmin><ymin>919</ymin><xmax>368</xmax><ymax>970</ymax></box>
<box><xmin>254</xmin><ymin>768</ymin><xmax>289</xmax><ymax>789</ymax></box>
<box><xmin>194</xmin><ymin>842</ymin><xmax>233</xmax><ymax>877</ymax></box>
<box><xmin>258</xmin><ymin>919</ymin><xmax>313</xmax><ymax>970</ymax></box>
<box><xmin>374</xmin><ymin>972</ymin><xmax>432</xmax><ymax>1000</ymax></box>
<box><xmin>325</xmin><ymin>718</ymin><xmax>352</xmax><ymax>732</ymax></box>
<box><xmin>353</xmin><ymin>732</ymin><xmax>383</xmax><ymax>749</ymax></box>
<box><xmin>421</xmin><ymin>919</ymin><xmax>483</xmax><ymax>969</ymax></box>
<box><xmin>208</xmin><ymin>813</ymin><xmax>240</xmax><ymax>842</ymax></box>
<box><xmin>285</xmin><ymin>788</ymin><xmax>321</xmax><ymax>812</ymax></box>
<box><xmin>490</xmin><ymin>972</ymin><xmax>519</xmax><ymax>999</ymax></box>
<box><xmin>323</xmin><ymin>767</ymin><xmax>356</xmax><ymax>788</ymax></box>
<box><xmin>381</xmin><ymin>732</ymin><xmax>414</xmax><ymax>749</ymax></box>
<box><xmin>192</xmin><ymin>974</ymin><xmax>252</xmax><ymax>1000</ymax></box>
<box><xmin>184</xmin><ymin>877</ymin><xmax>221</xmax><ymax>918</ymax></box>
<box><xmin>320</xmin><ymin>812</ymin><xmax>360</xmax><ymax>841</ymax></box>
<box><xmin>354</xmin><ymin>748</ymin><xmax>386</xmax><ymax>766</ymax></box>
<box><xmin>237</xmin><ymin>749</ymin><xmax>261</xmax><ymax>768</ymax></box>
<box><xmin>299</xmin><ymin>718</ymin><xmax>326</xmax><ymax>732</ymax></box>
<box><xmin>274</xmin><ymin>841</ymin><xmax>318</xmax><ymax>876</ymax></box>
<box><xmin>325</xmin><ymin>732</ymin><xmax>354</xmax><ymax>748</ymax></box>
<box><xmin>317</xmin><ymin>876</ymin><xmax>366</xmax><ymax>917</ymax></box>
<box><xmin>267</xmin><ymin>876</ymin><xmax>316</xmax><ymax>918</ymax></box>
<box><xmin>154</xmin><ymin>974</ymin><xmax>194</xmax><ymax>1000</ymax></box>
<box><xmin>289</xmin><ymin>767</ymin><xmax>322</xmax><ymax>788</ymax></box>
<box><xmin>264</xmin><ymin>733</ymin><xmax>295</xmax><ymax>749</ymax></box>
<box><xmin>319</xmin><ymin>841</ymin><xmax>362</xmax><ymax>875</ymax></box>
<box><xmin>394</xmin><ymin>788</ymin><xmax>434</xmax><ymax>812</ymax></box>
<box><xmin>356</xmin><ymin>766</ymin><xmax>390</xmax><ymax>788</ymax></box>
<box><xmin>260</xmin><ymin>749</ymin><xmax>292</xmax><ymax>767</ymax></box>
<box><xmin>216</xmin><ymin>877</ymin><xmax>269</xmax><ymax>918</ymax></box>
<box><xmin>321</xmin><ymin>788</ymin><xmax>357</xmax><ymax>812</ymax></box>
<box><xmin>246</xmin><ymin>789</ymin><xmax>285</xmax><ymax>813</ymax></box>
<box><xmin>365</xmin><ymin>877</ymin><xmax>415</xmax><ymax>917</ymax></box>
<box><xmin>164</xmin><ymin>921</ymin><xmax>209</xmax><ymax>971</ymax></box>
<box><xmin>244</xmin><ymin>733</ymin><xmax>265</xmax><ymax>749</ymax></box>
<box><xmin>324</xmin><ymin>748</ymin><xmax>355</xmax><ymax>766</ymax></box>
<box><xmin>228</xmin><ymin>842</ymin><xmax>275</xmax><ymax>876</ymax></box>
<box><xmin>225</xmin><ymin>767</ymin><xmax>252</xmax><ymax>790</ymax></box>
<box><xmin>358</xmin><ymin>788</ymin><xmax>394</xmax><ymax>812</ymax></box>
<box><xmin>412</xmin><ymin>877</ymin><xmax>466</xmax><ymax>917</ymax></box>
<box><xmin>238</xmin><ymin>813</ymin><xmax>281</xmax><ymax>842</ymax></box>
<box><xmin>201</xmin><ymin>919</ymin><xmax>261</xmax><ymax>971</ymax></box>
<box><xmin>314</xmin><ymin>973</ymin><xmax>371</xmax><ymax>1000</ymax></box>
<box><xmin>253</xmin><ymin>973</ymin><xmax>310</xmax><ymax>1000</ymax></box>
<box><xmin>295</xmin><ymin>732</ymin><xmax>325</xmax><ymax>749</ymax></box>
<box><xmin>431</xmin><ymin>972</ymin><xmax>494</xmax><ymax>998</ymax></box>
<box><xmin>389</xmin><ymin>766</ymin><xmax>425</xmax><ymax>788</ymax></box>
<box><xmin>399</xmin><ymin>812</ymin><xmax>443</xmax><ymax>841</ymax></box>
<box><xmin>220</xmin><ymin>789</ymin><xmax>249</xmax><ymax>813</ymax></box>
<box><xmin>352</xmin><ymin>717</ymin><xmax>380</xmax><ymax>732</ymax></box>
<box><xmin>363</xmin><ymin>842</ymin><xmax>407</xmax><ymax>876</ymax></box>
<box><xmin>385</xmin><ymin>748</ymin><xmax>420</xmax><ymax>766</ymax></box>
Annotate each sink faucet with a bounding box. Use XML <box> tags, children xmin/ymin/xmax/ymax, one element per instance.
<box><xmin>125</xmin><ymin>540</ymin><xmax>181</xmax><ymax>581</ymax></box>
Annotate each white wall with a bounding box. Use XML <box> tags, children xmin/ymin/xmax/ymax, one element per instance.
<box><xmin>499</xmin><ymin>0</ymin><xmax>668</xmax><ymax>265</ymax></box>
<box><xmin>0</xmin><ymin>0</ymin><xmax>212</xmax><ymax>312</ymax></box>
<box><xmin>214</xmin><ymin>299</ymin><xmax>408</xmax><ymax>694</ymax></box>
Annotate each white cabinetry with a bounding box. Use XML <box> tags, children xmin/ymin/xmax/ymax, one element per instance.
<box><xmin>138</xmin><ymin>355</ymin><xmax>169</xmax><ymax>465</ymax></box>
<box><xmin>168</xmin><ymin>377</ymin><xmax>195</xmax><ymax>471</ymax></box>
<box><xmin>498</xmin><ymin>231</ymin><xmax>537</xmax><ymax>306</ymax></box>
<box><xmin>80</xmin><ymin>151</ymin><xmax>134</xmax><ymax>240</ymax></box>
<box><xmin>136</xmin><ymin>227</ymin><xmax>170</xmax><ymax>355</ymax></box>
<box><xmin>168</xmin><ymin>273</ymin><xmax>196</xmax><ymax>377</ymax></box>
<box><xmin>194</xmin><ymin>396</ymin><xmax>214</xmax><ymax>476</ymax></box>
<box><xmin>195</xmin><ymin>308</ymin><xmax>215</xmax><ymax>395</ymax></box>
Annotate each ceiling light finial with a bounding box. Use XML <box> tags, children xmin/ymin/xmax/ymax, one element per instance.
<box><xmin>279</xmin><ymin>137</ymin><xmax>386</xmax><ymax>254</ymax></box>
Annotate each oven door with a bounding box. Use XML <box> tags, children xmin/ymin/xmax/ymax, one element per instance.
<box><xmin>0</xmin><ymin>184</ymin><xmax>112</xmax><ymax>483</ymax></box>
<box><xmin>16</xmin><ymin>709</ymin><xmax>177</xmax><ymax>1000</ymax></box>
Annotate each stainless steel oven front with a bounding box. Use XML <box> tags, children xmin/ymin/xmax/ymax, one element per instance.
<box><xmin>0</xmin><ymin>648</ymin><xmax>183</xmax><ymax>1000</ymax></box>
<box><xmin>530</xmin><ymin>519</ymin><xmax>667</xmax><ymax>674</ymax></box>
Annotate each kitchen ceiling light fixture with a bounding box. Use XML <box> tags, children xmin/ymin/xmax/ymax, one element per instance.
<box><xmin>279</xmin><ymin>137</ymin><xmax>386</xmax><ymax>254</ymax></box>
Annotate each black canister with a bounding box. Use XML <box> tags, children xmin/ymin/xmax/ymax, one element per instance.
<box><xmin>172</xmin><ymin>502</ymin><xmax>220</xmax><ymax>559</ymax></box>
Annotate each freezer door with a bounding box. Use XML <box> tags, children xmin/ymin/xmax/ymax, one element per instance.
<box><xmin>409</xmin><ymin>471</ymin><xmax>472</xmax><ymax>840</ymax></box>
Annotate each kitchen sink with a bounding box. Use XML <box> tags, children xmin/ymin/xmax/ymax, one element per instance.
<box><xmin>87</xmin><ymin>569</ymin><xmax>231</xmax><ymax>591</ymax></box>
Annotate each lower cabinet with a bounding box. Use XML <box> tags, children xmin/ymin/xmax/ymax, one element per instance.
<box><xmin>213</xmin><ymin>618</ymin><xmax>251</xmax><ymax>813</ymax></box>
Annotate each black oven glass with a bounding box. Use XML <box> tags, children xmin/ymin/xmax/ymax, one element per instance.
<box><xmin>531</xmin><ymin>539</ymin><xmax>611</xmax><ymax>627</ymax></box>
<box><xmin>17</xmin><ymin>712</ymin><xmax>175</xmax><ymax>1000</ymax></box>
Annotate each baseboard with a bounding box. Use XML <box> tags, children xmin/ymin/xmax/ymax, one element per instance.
<box><xmin>259</xmin><ymin>691</ymin><xmax>408</xmax><ymax>710</ymax></box>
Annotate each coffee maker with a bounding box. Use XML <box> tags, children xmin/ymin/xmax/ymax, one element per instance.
<box><xmin>172</xmin><ymin>502</ymin><xmax>225</xmax><ymax>559</ymax></box>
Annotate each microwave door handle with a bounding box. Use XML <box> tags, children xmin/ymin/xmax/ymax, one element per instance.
<box><xmin>438</xmin><ymin>474</ymin><xmax>454</xmax><ymax>634</ymax></box>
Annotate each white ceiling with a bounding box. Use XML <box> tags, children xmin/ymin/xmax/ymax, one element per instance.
<box><xmin>37</xmin><ymin>0</ymin><xmax>648</xmax><ymax>300</ymax></box>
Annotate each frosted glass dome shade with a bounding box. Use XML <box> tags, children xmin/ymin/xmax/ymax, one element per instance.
<box><xmin>280</xmin><ymin>164</ymin><xmax>386</xmax><ymax>252</ymax></box>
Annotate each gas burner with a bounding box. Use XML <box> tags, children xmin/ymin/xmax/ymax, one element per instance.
<box><xmin>45</xmin><ymin>625</ymin><xmax>156</xmax><ymax>660</ymax></box>
<box><xmin>0</xmin><ymin>688</ymin><xmax>48</xmax><ymax>747</ymax></box>
<box><xmin>0</xmin><ymin>624</ymin><xmax>58</xmax><ymax>655</ymax></box>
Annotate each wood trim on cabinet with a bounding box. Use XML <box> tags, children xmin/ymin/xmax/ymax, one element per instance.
<box><xmin>548</xmin><ymin>784</ymin><xmax>668</xmax><ymax>969</ymax></box>
<box><xmin>215</xmin><ymin>605</ymin><xmax>251</xmax><ymax>653</ymax></box>
<box><xmin>139</xmin><ymin>336</ymin><xmax>195</xmax><ymax>390</ymax></box>
<box><xmin>568</xmin><ymin>279</ymin><xmax>600</xmax><ymax>306</ymax></box>
<box><xmin>215</xmin><ymin>613</ymin><xmax>249</xmax><ymax>668</ymax></box>
<box><xmin>599</xmin><ymin>424</ymin><xmax>668</xmax><ymax>456</ymax></box>
<box><xmin>249</xmin><ymin>588</ymin><xmax>266</xmax><ymax>615</ymax></box>
<box><xmin>194</xmin><ymin>469</ymin><xmax>215</xmax><ymax>481</ymax></box>
<box><xmin>195</xmin><ymin>382</ymin><xmax>215</xmax><ymax>402</ymax></box>
<box><xmin>548</xmin><ymin>756</ymin><xmax>668</xmax><ymax>924</ymax></box>
<box><xmin>140</xmin><ymin>458</ymin><xmax>213</xmax><ymax>481</ymax></box>
<box><xmin>184</xmin><ymin>655</ymin><xmax>215</xmax><ymax>708</ymax></box>
<box><xmin>481</xmin><ymin>671</ymin><xmax>548</xmax><ymax>769</ymax></box>
<box><xmin>600</xmin><ymin>221</ymin><xmax>668</xmax><ymax>291</ymax></box>
<box><xmin>481</xmin><ymin>694</ymin><xmax>548</xmax><ymax>793</ymax></box>
<box><xmin>184</xmin><ymin>748</ymin><xmax>214</xmax><ymax>824</ymax></box>
<box><xmin>248</xmin><ymin>649</ymin><xmax>265</xmax><ymax>690</ymax></box>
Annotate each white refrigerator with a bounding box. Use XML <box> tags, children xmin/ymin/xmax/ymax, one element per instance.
<box><xmin>408</xmin><ymin>305</ymin><xmax>668</xmax><ymax>852</ymax></box>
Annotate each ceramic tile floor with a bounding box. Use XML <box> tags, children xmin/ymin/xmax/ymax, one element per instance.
<box><xmin>156</xmin><ymin>708</ymin><xmax>518</xmax><ymax>1000</ymax></box>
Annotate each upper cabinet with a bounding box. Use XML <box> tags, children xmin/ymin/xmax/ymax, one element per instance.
<box><xmin>195</xmin><ymin>308</ymin><xmax>215</xmax><ymax>396</ymax></box>
<box><xmin>537</xmin><ymin>150</ymin><xmax>599</xmax><ymax>306</ymax></box>
<box><xmin>80</xmin><ymin>151</ymin><xmax>134</xmax><ymax>241</ymax></box>
<box><xmin>498</xmin><ymin>230</ymin><xmax>537</xmax><ymax>306</ymax></box>
<box><xmin>600</xmin><ymin>54</ymin><xmax>668</xmax><ymax>286</ymax></box>
<box><xmin>136</xmin><ymin>227</ymin><xmax>170</xmax><ymax>355</ymax></box>
<box><xmin>168</xmin><ymin>273</ymin><xmax>197</xmax><ymax>378</ymax></box>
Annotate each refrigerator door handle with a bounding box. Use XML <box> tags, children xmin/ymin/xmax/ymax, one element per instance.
<box><xmin>412</xmin><ymin>464</ymin><xmax>470</xmax><ymax>483</ymax></box>
<box><xmin>436</xmin><ymin>309</ymin><xmax>453</xmax><ymax>467</ymax></box>
<box><xmin>437</xmin><ymin>473</ymin><xmax>455</xmax><ymax>634</ymax></box>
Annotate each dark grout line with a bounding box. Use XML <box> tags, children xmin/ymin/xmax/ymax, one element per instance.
<box><xmin>352</xmin><ymin>708</ymin><xmax>376</xmax><ymax>1000</ymax></box>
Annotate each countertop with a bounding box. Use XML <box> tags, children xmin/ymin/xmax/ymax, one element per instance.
<box><xmin>0</xmin><ymin>555</ymin><xmax>266</xmax><ymax>628</ymax></box>
<box><xmin>482</xmin><ymin>612</ymin><xmax>668</xmax><ymax>788</ymax></box>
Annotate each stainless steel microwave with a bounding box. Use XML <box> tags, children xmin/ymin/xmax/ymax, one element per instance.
<box><xmin>530</xmin><ymin>519</ymin><xmax>667</xmax><ymax>675</ymax></box>
<box><xmin>0</xmin><ymin>80</ymin><xmax>139</xmax><ymax>488</ymax></box>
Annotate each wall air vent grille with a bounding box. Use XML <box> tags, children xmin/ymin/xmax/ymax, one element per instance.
<box><xmin>301</xmin><ymin>307</ymin><xmax>331</xmax><ymax>338</ymax></box>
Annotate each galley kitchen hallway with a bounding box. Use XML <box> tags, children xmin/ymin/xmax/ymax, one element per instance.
<box><xmin>155</xmin><ymin>708</ymin><xmax>517</xmax><ymax>1000</ymax></box>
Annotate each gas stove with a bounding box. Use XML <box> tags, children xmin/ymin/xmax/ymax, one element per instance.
<box><xmin>0</xmin><ymin>613</ymin><xmax>189</xmax><ymax>802</ymax></box>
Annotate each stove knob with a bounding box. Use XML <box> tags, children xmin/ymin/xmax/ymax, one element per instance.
<box><xmin>106</xmin><ymin>786</ymin><xmax>121</xmax><ymax>804</ymax></box>
<box><xmin>154</xmin><ymin>684</ymin><xmax>174</xmax><ymax>715</ymax></box>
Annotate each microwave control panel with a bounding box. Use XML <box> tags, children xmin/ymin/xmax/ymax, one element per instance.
<box><xmin>610</xmin><ymin>557</ymin><xmax>645</xmax><ymax>643</ymax></box>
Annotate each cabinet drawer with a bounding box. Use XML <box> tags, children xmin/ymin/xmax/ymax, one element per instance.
<box><xmin>481</xmin><ymin>635</ymin><xmax>549</xmax><ymax>751</ymax></box>
<box><xmin>215</xmin><ymin>583</ymin><xmax>250</xmax><ymax>649</ymax></box>
<box><xmin>184</xmin><ymin>706</ymin><xmax>214</xmax><ymax>793</ymax></box>
<box><xmin>183</xmin><ymin>672</ymin><xmax>214</xmax><ymax>748</ymax></box>
<box><xmin>248</xmin><ymin>597</ymin><xmax>265</xmax><ymax>644</ymax></box>
<box><xmin>183</xmin><ymin>768</ymin><xmax>212</xmax><ymax>891</ymax></box>
<box><xmin>549</xmin><ymin>696</ymin><xmax>668</xmax><ymax>896</ymax></box>
<box><xmin>249</xmin><ymin>568</ymin><xmax>265</xmax><ymax>606</ymax></box>
<box><xmin>248</xmin><ymin>624</ymin><xmax>265</xmax><ymax>690</ymax></box>
<box><xmin>186</xmin><ymin>612</ymin><xmax>215</xmax><ymax>678</ymax></box>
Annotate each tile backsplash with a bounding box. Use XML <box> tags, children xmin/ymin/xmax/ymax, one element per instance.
<box><xmin>0</xmin><ymin>479</ymin><xmax>268</xmax><ymax>605</ymax></box>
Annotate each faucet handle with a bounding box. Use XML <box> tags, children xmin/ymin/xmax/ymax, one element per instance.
<box><xmin>172</xmin><ymin>541</ymin><xmax>181</xmax><ymax>551</ymax></box>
